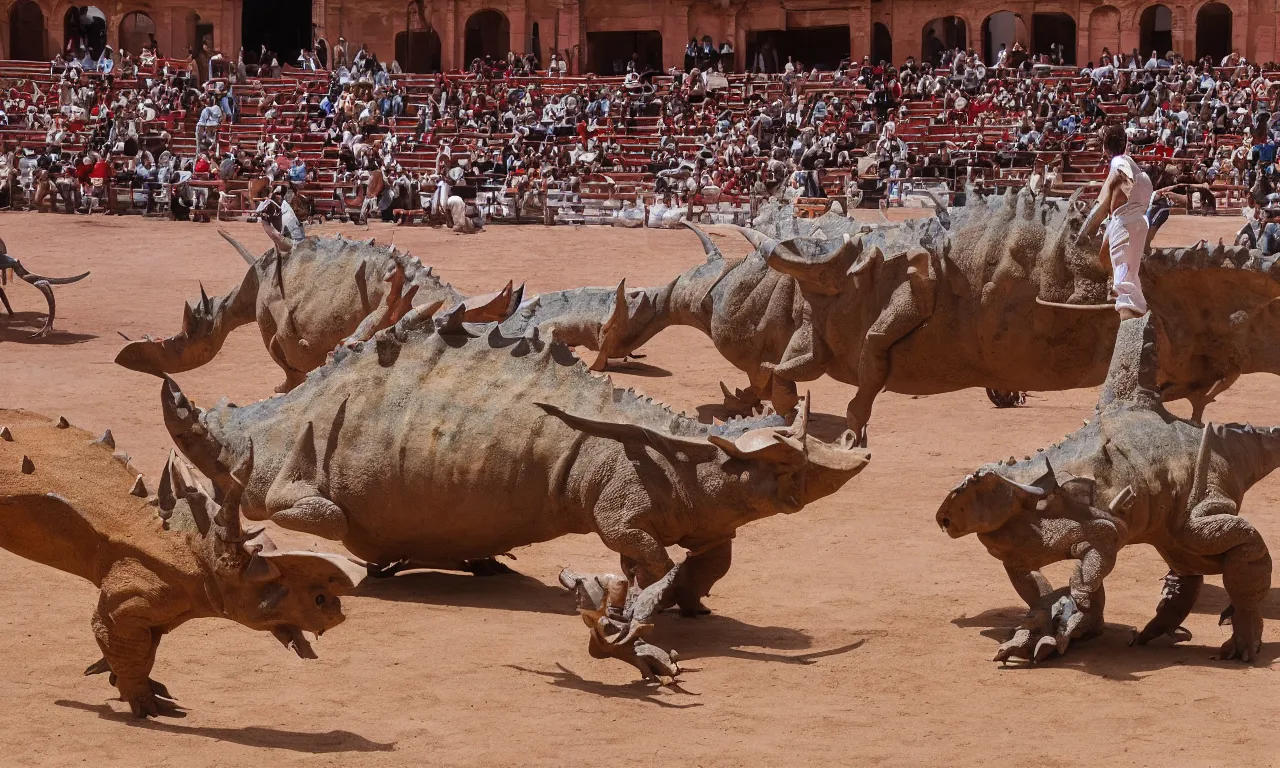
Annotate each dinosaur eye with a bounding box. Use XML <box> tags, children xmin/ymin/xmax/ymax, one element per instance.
<box><xmin>314</xmin><ymin>594</ymin><xmax>326</xmax><ymax>607</ymax></box>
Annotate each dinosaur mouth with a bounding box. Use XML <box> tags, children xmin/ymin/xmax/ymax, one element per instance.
<box><xmin>272</xmin><ymin>625</ymin><xmax>319</xmax><ymax>659</ymax></box>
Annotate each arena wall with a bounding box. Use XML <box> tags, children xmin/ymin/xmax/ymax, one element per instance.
<box><xmin>0</xmin><ymin>0</ymin><xmax>1270</xmax><ymax>73</ymax></box>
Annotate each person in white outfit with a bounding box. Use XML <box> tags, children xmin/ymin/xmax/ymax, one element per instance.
<box><xmin>1079</xmin><ymin>124</ymin><xmax>1153</xmax><ymax>320</ymax></box>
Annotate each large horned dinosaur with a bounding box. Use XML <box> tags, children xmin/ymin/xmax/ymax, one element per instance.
<box><xmin>0</xmin><ymin>409</ymin><xmax>365</xmax><ymax>717</ymax></box>
<box><xmin>160</xmin><ymin>306</ymin><xmax>869</xmax><ymax>677</ymax></box>
<box><xmin>936</xmin><ymin>315</ymin><xmax>1275</xmax><ymax>664</ymax></box>
<box><xmin>506</xmin><ymin>224</ymin><xmax>809</xmax><ymax>414</ymax></box>
<box><xmin>759</xmin><ymin>187</ymin><xmax>1280</xmax><ymax>439</ymax></box>
<box><xmin>115</xmin><ymin>232</ymin><xmax>520</xmax><ymax>391</ymax></box>
<box><xmin>0</xmin><ymin>237</ymin><xmax>90</xmax><ymax>338</ymax></box>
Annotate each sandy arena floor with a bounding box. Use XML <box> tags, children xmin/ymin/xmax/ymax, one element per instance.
<box><xmin>1</xmin><ymin>211</ymin><xmax>1278</xmax><ymax>766</ymax></box>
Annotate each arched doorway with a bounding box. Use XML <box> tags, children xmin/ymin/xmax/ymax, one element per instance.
<box><xmin>464</xmin><ymin>9</ymin><xmax>509</xmax><ymax>64</ymax></box>
<box><xmin>921</xmin><ymin>16</ymin><xmax>966</xmax><ymax>65</ymax></box>
<box><xmin>982</xmin><ymin>11</ymin><xmax>1016</xmax><ymax>65</ymax></box>
<box><xmin>242</xmin><ymin>0</ymin><xmax>312</xmax><ymax>68</ymax></box>
<box><xmin>871</xmin><ymin>22</ymin><xmax>892</xmax><ymax>65</ymax></box>
<box><xmin>9</xmin><ymin>0</ymin><xmax>45</xmax><ymax>60</ymax></box>
<box><xmin>118</xmin><ymin>11</ymin><xmax>156</xmax><ymax>55</ymax></box>
<box><xmin>396</xmin><ymin>29</ymin><xmax>443</xmax><ymax>72</ymax></box>
<box><xmin>1139</xmin><ymin>4</ymin><xmax>1173</xmax><ymax>59</ymax></box>
<box><xmin>1032</xmin><ymin>12</ymin><xmax>1075</xmax><ymax>65</ymax></box>
<box><xmin>1196</xmin><ymin>2</ymin><xmax>1232</xmax><ymax>62</ymax></box>
<box><xmin>1088</xmin><ymin>5</ymin><xmax>1121</xmax><ymax>64</ymax></box>
<box><xmin>64</xmin><ymin>6</ymin><xmax>107</xmax><ymax>58</ymax></box>
<box><xmin>586</xmin><ymin>30</ymin><xmax>661</xmax><ymax>74</ymax></box>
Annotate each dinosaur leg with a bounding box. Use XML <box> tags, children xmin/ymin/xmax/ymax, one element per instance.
<box><xmin>269</xmin><ymin>496</ymin><xmax>350</xmax><ymax>541</ymax></box>
<box><xmin>26</xmin><ymin>279</ymin><xmax>57</xmax><ymax>338</ymax></box>
<box><xmin>0</xmin><ymin>284</ymin><xmax>12</xmax><ymax>316</ymax></box>
<box><xmin>672</xmin><ymin>540</ymin><xmax>732</xmax><ymax>617</ymax></box>
<box><xmin>84</xmin><ymin>654</ymin><xmax>176</xmax><ymax>701</ymax></box>
<box><xmin>846</xmin><ymin>284</ymin><xmax>927</xmax><ymax>442</ymax></box>
<box><xmin>1183</xmin><ymin>494</ymin><xmax>1271</xmax><ymax>663</ymax></box>
<box><xmin>92</xmin><ymin>584</ymin><xmax>182</xmax><ymax>718</ymax></box>
<box><xmin>769</xmin><ymin>375</ymin><xmax>799</xmax><ymax>416</ymax></box>
<box><xmin>1131</xmin><ymin>571</ymin><xmax>1201</xmax><ymax>646</ymax></box>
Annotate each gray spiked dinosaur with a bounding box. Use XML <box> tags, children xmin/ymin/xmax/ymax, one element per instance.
<box><xmin>115</xmin><ymin>232</ymin><xmax>520</xmax><ymax>391</ymax></box>
<box><xmin>160</xmin><ymin>304</ymin><xmax>870</xmax><ymax>677</ymax></box>
<box><xmin>937</xmin><ymin>314</ymin><xmax>1275</xmax><ymax>664</ymax></box>
<box><xmin>756</xmin><ymin>186</ymin><xmax>1280</xmax><ymax>439</ymax></box>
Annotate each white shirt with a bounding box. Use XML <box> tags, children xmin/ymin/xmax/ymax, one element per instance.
<box><xmin>1109</xmin><ymin>155</ymin><xmax>1154</xmax><ymax>219</ymax></box>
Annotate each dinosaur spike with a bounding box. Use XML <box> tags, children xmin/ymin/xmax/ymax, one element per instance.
<box><xmin>112</xmin><ymin>451</ymin><xmax>132</xmax><ymax>467</ymax></box>
<box><xmin>0</xmin><ymin>426</ymin><xmax>11</xmax><ymax>441</ymax></box>
<box><xmin>199</xmin><ymin>282</ymin><xmax>211</xmax><ymax>313</ymax></box>
<box><xmin>437</xmin><ymin>303</ymin><xmax>467</xmax><ymax>334</ymax></box>
<box><xmin>21</xmin><ymin>455</ymin><xmax>34</xmax><ymax>474</ymax></box>
<box><xmin>55</xmin><ymin>416</ymin><xmax>70</xmax><ymax>428</ymax></box>
<box><xmin>130</xmin><ymin>475</ymin><xmax>147</xmax><ymax>497</ymax></box>
<box><xmin>97</xmin><ymin>430</ymin><xmax>115</xmax><ymax>449</ymax></box>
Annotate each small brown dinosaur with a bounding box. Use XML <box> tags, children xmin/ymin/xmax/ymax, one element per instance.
<box><xmin>0</xmin><ymin>409</ymin><xmax>365</xmax><ymax>717</ymax></box>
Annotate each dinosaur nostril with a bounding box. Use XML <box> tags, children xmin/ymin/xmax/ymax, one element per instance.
<box><xmin>941</xmin><ymin>517</ymin><xmax>951</xmax><ymax>529</ymax></box>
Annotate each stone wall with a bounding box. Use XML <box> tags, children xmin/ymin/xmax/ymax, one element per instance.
<box><xmin>0</xmin><ymin>0</ymin><xmax>1268</xmax><ymax>73</ymax></box>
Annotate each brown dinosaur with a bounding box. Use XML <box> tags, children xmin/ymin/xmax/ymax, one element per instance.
<box><xmin>114</xmin><ymin>232</ymin><xmax>520</xmax><ymax>391</ymax></box>
<box><xmin>160</xmin><ymin>307</ymin><xmax>869</xmax><ymax>676</ymax></box>
<box><xmin>759</xmin><ymin>187</ymin><xmax>1280</xmax><ymax>439</ymax></box>
<box><xmin>936</xmin><ymin>315</ymin><xmax>1275</xmax><ymax>664</ymax></box>
<box><xmin>0</xmin><ymin>409</ymin><xmax>365</xmax><ymax>717</ymax></box>
<box><xmin>0</xmin><ymin>238</ymin><xmax>90</xmax><ymax>338</ymax></box>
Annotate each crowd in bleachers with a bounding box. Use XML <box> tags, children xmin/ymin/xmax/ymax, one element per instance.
<box><xmin>1</xmin><ymin>36</ymin><xmax>1279</xmax><ymax>236</ymax></box>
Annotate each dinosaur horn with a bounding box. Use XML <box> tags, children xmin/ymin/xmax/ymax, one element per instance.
<box><xmin>5</xmin><ymin>257</ymin><xmax>90</xmax><ymax>286</ymax></box>
<box><xmin>682</xmin><ymin>221</ymin><xmax>723</xmax><ymax>261</ymax></box>
<box><xmin>218</xmin><ymin>229</ymin><xmax>259</xmax><ymax>265</ymax></box>
<box><xmin>213</xmin><ymin>441</ymin><xmax>255</xmax><ymax>556</ymax></box>
<box><xmin>732</xmin><ymin>225</ymin><xmax>778</xmax><ymax>253</ymax></box>
<box><xmin>990</xmin><ymin>472</ymin><xmax>1048</xmax><ymax>497</ymax></box>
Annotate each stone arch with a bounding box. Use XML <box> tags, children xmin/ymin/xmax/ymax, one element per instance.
<box><xmin>463</xmin><ymin>8</ymin><xmax>509</xmax><ymax>64</ymax></box>
<box><xmin>1194</xmin><ymin>1</ymin><xmax>1232</xmax><ymax>62</ymax></box>
<box><xmin>1138</xmin><ymin>3</ymin><xmax>1173</xmax><ymax>59</ymax></box>
<box><xmin>921</xmin><ymin>15</ymin><xmax>966</xmax><ymax>65</ymax></box>
<box><xmin>871</xmin><ymin>21</ymin><xmax>891</xmax><ymax>65</ymax></box>
<box><xmin>981</xmin><ymin>10</ymin><xmax>1016</xmax><ymax>65</ymax></box>
<box><xmin>1087</xmin><ymin>5</ymin><xmax>1121</xmax><ymax>64</ymax></box>
<box><xmin>63</xmin><ymin>4</ymin><xmax>106</xmax><ymax>57</ymax></box>
<box><xmin>117</xmin><ymin>10</ymin><xmax>154</xmax><ymax>55</ymax></box>
<box><xmin>9</xmin><ymin>0</ymin><xmax>45</xmax><ymax>60</ymax></box>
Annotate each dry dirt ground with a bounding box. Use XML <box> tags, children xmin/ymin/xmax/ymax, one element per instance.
<box><xmin>1</xmin><ymin>211</ymin><xmax>1278</xmax><ymax>767</ymax></box>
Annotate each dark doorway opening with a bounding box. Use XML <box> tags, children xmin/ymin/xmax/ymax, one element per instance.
<box><xmin>871</xmin><ymin>22</ymin><xmax>892</xmax><ymax>66</ymax></box>
<box><xmin>396</xmin><ymin>29</ymin><xmax>442</xmax><ymax>72</ymax></box>
<box><xmin>1139</xmin><ymin>4</ymin><xmax>1172</xmax><ymax>59</ymax></box>
<box><xmin>982</xmin><ymin>11</ymin><xmax>1016</xmax><ymax>65</ymax></box>
<box><xmin>586</xmin><ymin>30</ymin><xmax>661</xmax><ymax>74</ymax></box>
<box><xmin>64</xmin><ymin>6</ymin><xmax>107</xmax><ymax>58</ymax></box>
<box><xmin>1032</xmin><ymin>12</ymin><xmax>1075</xmax><ymax>65</ymax></box>
<box><xmin>1196</xmin><ymin>2</ymin><xmax>1232</xmax><ymax>62</ymax></box>
<box><xmin>242</xmin><ymin>0</ymin><xmax>312</xmax><ymax>68</ymax></box>
<box><xmin>921</xmin><ymin>16</ymin><xmax>966</xmax><ymax>65</ymax></box>
<box><xmin>464</xmin><ymin>9</ymin><xmax>510</xmax><ymax>65</ymax></box>
<box><xmin>746</xmin><ymin>26</ymin><xmax>850</xmax><ymax>72</ymax></box>
<box><xmin>9</xmin><ymin>0</ymin><xmax>45</xmax><ymax>61</ymax></box>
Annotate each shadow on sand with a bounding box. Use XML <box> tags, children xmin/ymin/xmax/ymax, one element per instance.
<box><xmin>54</xmin><ymin>700</ymin><xmax>396</xmax><ymax>753</ymax></box>
<box><xmin>351</xmin><ymin>568</ymin><xmax>577</xmax><ymax>616</ymax></box>
<box><xmin>0</xmin><ymin>312</ymin><xmax>96</xmax><ymax>344</ymax></box>
<box><xmin>952</xmin><ymin>604</ymin><xmax>1278</xmax><ymax>682</ymax></box>
<box><xmin>505</xmin><ymin>664</ymin><xmax>704</xmax><ymax>709</ymax></box>
<box><xmin>605</xmin><ymin>359</ymin><xmax>672</xmax><ymax>378</ymax></box>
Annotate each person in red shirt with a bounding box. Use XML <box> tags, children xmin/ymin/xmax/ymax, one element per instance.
<box><xmin>88</xmin><ymin>151</ymin><xmax>113</xmax><ymax>213</ymax></box>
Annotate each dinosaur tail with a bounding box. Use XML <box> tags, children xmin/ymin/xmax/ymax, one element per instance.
<box><xmin>1210</xmin><ymin>422</ymin><xmax>1280</xmax><ymax>494</ymax></box>
<box><xmin>0</xmin><ymin>492</ymin><xmax>103</xmax><ymax>585</ymax></box>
